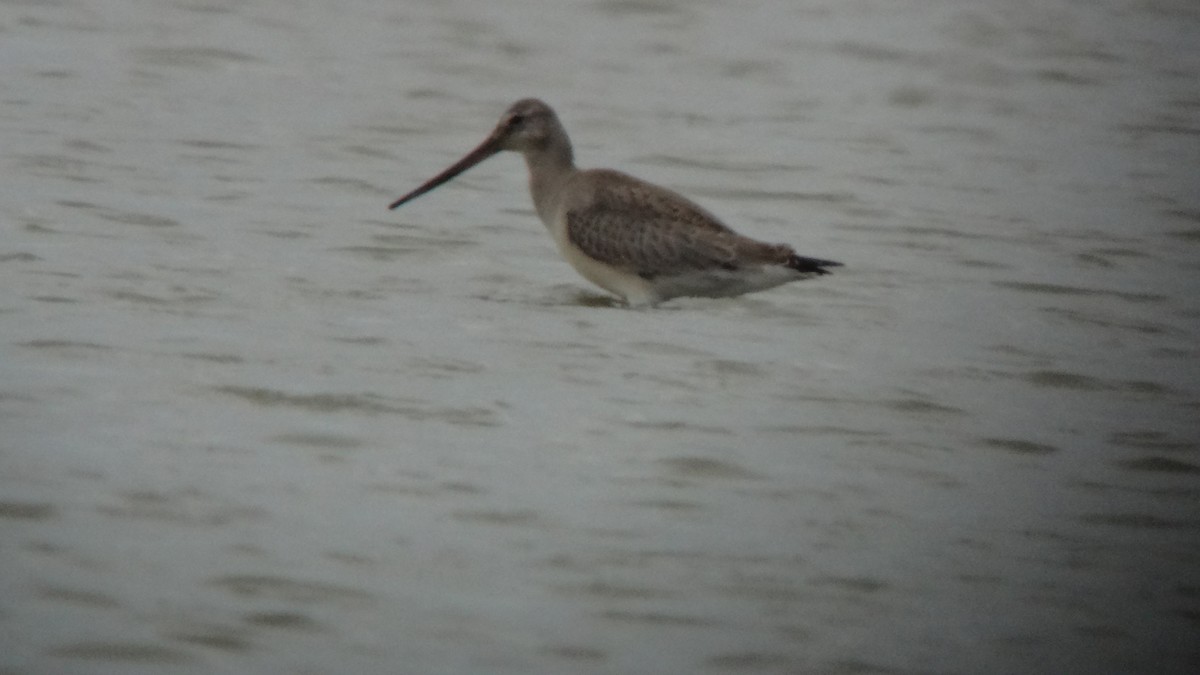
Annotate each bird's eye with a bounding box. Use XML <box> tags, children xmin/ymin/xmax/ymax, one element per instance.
<box><xmin>508</xmin><ymin>114</ymin><xmax>525</xmax><ymax>128</ymax></box>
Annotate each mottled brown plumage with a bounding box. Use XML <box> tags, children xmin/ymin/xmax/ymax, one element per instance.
<box><xmin>389</xmin><ymin>98</ymin><xmax>840</xmax><ymax>306</ymax></box>
<box><xmin>565</xmin><ymin>171</ymin><xmax>778</xmax><ymax>277</ymax></box>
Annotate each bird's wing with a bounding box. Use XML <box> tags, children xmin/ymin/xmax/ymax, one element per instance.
<box><xmin>564</xmin><ymin>171</ymin><xmax>784</xmax><ymax>279</ymax></box>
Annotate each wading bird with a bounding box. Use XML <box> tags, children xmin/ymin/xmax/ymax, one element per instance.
<box><xmin>389</xmin><ymin>98</ymin><xmax>841</xmax><ymax>306</ymax></box>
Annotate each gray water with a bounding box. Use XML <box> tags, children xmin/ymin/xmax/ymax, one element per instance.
<box><xmin>2</xmin><ymin>0</ymin><xmax>1198</xmax><ymax>673</ymax></box>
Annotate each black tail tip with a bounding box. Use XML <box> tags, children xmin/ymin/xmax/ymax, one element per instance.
<box><xmin>787</xmin><ymin>254</ymin><xmax>842</xmax><ymax>275</ymax></box>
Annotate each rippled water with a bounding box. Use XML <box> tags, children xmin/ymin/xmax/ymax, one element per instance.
<box><xmin>3</xmin><ymin>0</ymin><xmax>1198</xmax><ymax>673</ymax></box>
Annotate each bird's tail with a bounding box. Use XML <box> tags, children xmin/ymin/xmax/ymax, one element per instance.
<box><xmin>785</xmin><ymin>252</ymin><xmax>842</xmax><ymax>275</ymax></box>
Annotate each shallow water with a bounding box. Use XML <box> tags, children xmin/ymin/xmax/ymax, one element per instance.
<box><xmin>2</xmin><ymin>0</ymin><xmax>1199</xmax><ymax>673</ymax></box>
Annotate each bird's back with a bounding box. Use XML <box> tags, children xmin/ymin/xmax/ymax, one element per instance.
<box><xmin>560</xmin><ymin>169</ymin><xmax>789</xmax><ymax>278</ymax></box>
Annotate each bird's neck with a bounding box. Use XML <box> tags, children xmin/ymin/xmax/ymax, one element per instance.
<box><xmin>524</xmin><ymin>135</ymin><xmax>576</xmax><ymax>230</ymax></box>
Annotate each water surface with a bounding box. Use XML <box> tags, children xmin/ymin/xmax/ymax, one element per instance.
<box><xmin>2</xmin><ymin>0</ymin><xmax>1198</xmax><ymax>673</ymax></box>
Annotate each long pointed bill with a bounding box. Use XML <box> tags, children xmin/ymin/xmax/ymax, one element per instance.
<box><xmin>388</xmin><ymin>132</ymin><xmax>504</xmax><ymax>210</ymax></box>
